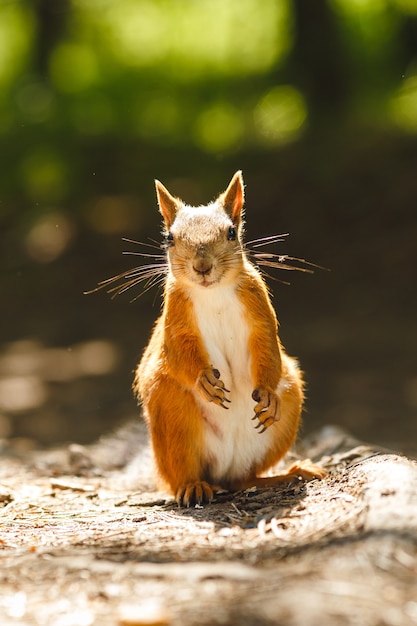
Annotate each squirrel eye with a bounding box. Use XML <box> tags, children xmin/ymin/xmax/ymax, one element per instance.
<box><xmin>164</xmin><ymin>232</ymin><xmax>174</xmax><ymax>247</ymax></box>
<box><xmin>227</xmin><ymin>226</ymin><xmax>236</xmax><ymax>241</ymax></box>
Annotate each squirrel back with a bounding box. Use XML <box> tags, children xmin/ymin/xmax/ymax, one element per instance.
<box><xmin>135</xmin><ymin>171</ymin><xmax>326</xmax><ymax>506</ymax></box>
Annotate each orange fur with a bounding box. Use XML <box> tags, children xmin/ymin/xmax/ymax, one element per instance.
<box><xmin>134</xmin><ymin>172</ymin><xmax>325</xmax><ymax>506</ymax></box>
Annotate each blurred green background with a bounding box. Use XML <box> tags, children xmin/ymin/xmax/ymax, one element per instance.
<box><xmin>1</xmin><ymin>0</ymin><xmax>416</xmax><ymax>452</ymax></box>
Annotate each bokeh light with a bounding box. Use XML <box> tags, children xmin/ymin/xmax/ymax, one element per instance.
<box><xmin>0</xmin><ymin>2</ymin><xmax>33</xmax><ymax>86</ymax></box>
<box><xmin>25</xmin><ymin>212</ymin><xmax>75</xmax><ymax>263</ymax></box>
<box><xmin>254</xmin><ymin>86</ymin><xmax>308</xmax><ymax>146</ymax></box>
<box><xmin>0</xmin><ymin>340</ymin><xmax>120</xmax><ymax>416</ymax></box>
<box><xmin>85</xmin><ymin>0</ymin><xmax>291</xmax><ymax>77</ymax></box>
<box><xmin>389</xmin><ymin>75</ymin><xmax>417</xmax><ymax>132</ymax></box>
<box><xmin>194</xmin><ymin>103</ymin><xmax>244</xmax><ymax>153</ymax></box>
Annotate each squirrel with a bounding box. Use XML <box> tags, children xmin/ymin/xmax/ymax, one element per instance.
<box><xmin>134</xmin><ymin>171</ymin><xmax>326</xmax><ymax>506</ymax></box>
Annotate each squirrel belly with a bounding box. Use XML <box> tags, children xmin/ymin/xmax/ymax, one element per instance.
<box><xmin>190</xmin><ymin>279</ymin><xmax>268</xmax><ymax>486</ymax></box>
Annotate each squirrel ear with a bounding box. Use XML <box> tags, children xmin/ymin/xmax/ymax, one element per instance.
<box><xmin>220</xmin><ymin>170</ymin><xmax>245</xmax><ymax>224</ymax></box>
<box><xmin>155</xmin><ymin>180</ymin><xmax>179</xmax><ymax>228</ymax></box>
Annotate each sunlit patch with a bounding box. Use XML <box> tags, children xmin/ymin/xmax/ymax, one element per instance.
<box><xmin>74</xmin><ymin>340</ymin><xmax>120</xmax><ymax>377</ymax></box>
<box><xmin>254</xmin><ymin>86</ymin><xmax>307</xmax><ymax>146</ymax></box>
<box><xmin>25</xmin><ymin>212</ymin><xmax>75</xmax><ymax>263</ymax></box>
<box><xmin>331</xmin><ymin>0</ymin><xmax>389</xmax><ymax>14</ymax></box>
<box><xmin>0</xmin><ymin>376</ymin><xmax>47</xmax><ymax>413</ymax></box>
<box><xmin>389</xmin><ymin>75</ymin><xmax>417</xmax><ymax>133</ymax></box>
<box><xmin>0</xmin><ymin>339</ymin><xmax>120</xmax><ymax>413</ymax></box>
<box><xmin>88</xmin><ymin>0</ymin><xmax>292</xmax><ymax>78</ymax></box>
<box><xmin>118</xmin><ymin>600</ymin><xmax>169</xmax><ymax>626</ymax></box>
<box><xmin>0</xmin><ymin>3</ymin><xmax>33</xmax><ymax>86</ymax></box>
<box><xmin>2</xmin><ymin>592</ymin><xmax>27</xmax><ymax>620</ymax></box>
<box><xmin>39</xmin><ymin>348</ymin><xmax>81</xmax><ymax>383</ymax></box>
<box><xmin>0</xmin><ymin>339</ymin><xmax>121</xmax><ymax>381</ymax></box>
<box><xmin>330</xmin><ymin>0</ymin><xmax>400</xmax><ymax>56</ymax></box>
<box><xmin>0</xmin><ymin>340</ymin><xmax>44</xmax><ymax>376</ymax></box>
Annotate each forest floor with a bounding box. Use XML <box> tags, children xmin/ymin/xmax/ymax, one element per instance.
<box><xmin>1</xmin><ymin>424</ymin><xmax>416</xmax><ymax>626</ymax></box>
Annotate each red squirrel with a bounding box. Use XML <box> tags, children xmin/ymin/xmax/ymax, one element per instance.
<box><xmin>134</xmin><ymin>171</ymin><xmax>326</xmax><ymax>506</ymax></box>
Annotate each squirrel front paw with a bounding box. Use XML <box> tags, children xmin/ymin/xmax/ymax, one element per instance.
<box><xmin>198</xmin><ymin>368</ymin><xmax>231</xmax><ymax>409</ymax></box>
<box><xmin>251</xmin><ymin>388</ymin><xmax>280</xmax><ymax>433</ymax></box>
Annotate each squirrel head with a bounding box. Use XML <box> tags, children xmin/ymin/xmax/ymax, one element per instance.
<box><xmin>155</xmin><ymin>171</ymin><xmax>246</xmax><ymax>289</ymax></box>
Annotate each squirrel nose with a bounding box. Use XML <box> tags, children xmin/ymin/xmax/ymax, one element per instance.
<box><xmin>193</xmin><ymin>260</ymin><xmax>213</xmax><ymax>276</ymax></box>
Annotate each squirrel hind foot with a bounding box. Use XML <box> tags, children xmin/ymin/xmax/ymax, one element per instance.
<box><xmin>243</xmin><ymin>459</ymin><xmax>328</xmax><ymax>490</ymax></box>
<box><xmin>175</xmin><ymin>480</ymin><xmax>222</xmax><ymax>507</ymax></box>
<box><xmin>285</xmin><ymin>458</ymin><xmax>328</xmax><ymax>481</ymax></box>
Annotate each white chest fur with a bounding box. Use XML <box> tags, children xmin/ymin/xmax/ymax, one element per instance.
<box><xmin>188</xmin><ymin>283</ymin><xmax>273</xmax><ymax>483</ymax></box>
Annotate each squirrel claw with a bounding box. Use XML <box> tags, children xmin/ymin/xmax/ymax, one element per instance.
<box><xmin>254</xmin><ymin>415</ymin><xmax>277</xmax><ymax>434</ymax></box>
<box><xmin>198</xmin><ymin>368</ymin><xmax>231</xmax><ymax>407</ymax></box>
<box><xmin>252</xmin><ymin>387</ymin><xmax>280</xmax><ymax>432</ymax></box>
<box><xmin>214</xmin><ymin>396</ymin><xmax>231</xmax><ymax>410</ymax></box>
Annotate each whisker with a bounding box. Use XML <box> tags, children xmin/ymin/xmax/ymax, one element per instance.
<box><xmin>84</xmin><ymin>269</ymin><xmax>142</xmax><ymax>294</ymax></box>
<box><xmin>84</xmin><ymin>233</ymin><xmax>170</xmax><ymax>300</ymax></box>
<box><xmin>129</xmin><ymin>275</ymin><xmax>167</xmax><ymax>303</ymax></box>
<box><xmin>87</xmin><ymin>263</ymin><xmax>166</xmax><ymax>286</ymax></box>
<box><xmin>122</xmin><ymin>237</ymin><xmax>162</xmax><ymax>250</ymax></box>
<box><xmin>86</xmin><ymin>230</ymin><xmax>325</xmax><ymax>301</ymax></box>
<box><xmin>245</xmin><ymin>233</ymin><xmax>289</xmax><ymax>248</ymax></box>
<box><xmin>277</xmin><ymin>255</ymin><xmax>327</xmax><ymax>271</ymax></box>
<box><xmin>106</xmin><ymin>266</ymin><xmax>165</xmax><ymax>287</ymax></box>
<box><xmin>149</xmin><ymin>237</ymin><xmax>166</xmax><ymax>248</ymax></box>
<box><xmin>254</xmin><ymin>258</ymin><xmax>313</xmax><ymax>273</ymax></box>
<box><xmin>123</xmin><ymin>251</ymin><xmax>166</xmax><ymax>259</ymax></box>
<box><xmin>106</xmin><ymin>269</ymin><xmax>167</xmax><ymax>301</ymax></box>
<box><xmin>84</xmin><ymin>257</ymin><xmax>168</xmax><ymax>299</ymax></box>
<box><xmin>244</xmin><ymin>232</ymin><xmax>327</xmax><ymax>284</ymax></box>
<box><xmin>255</xmin><ymin>270</ymin><xmax>291</xmax><ymax>286</ymax></box>
<box><xmin>107</xmin><ymin>279</ymin><xmax>141</xmax><ymax>297</ymax></box>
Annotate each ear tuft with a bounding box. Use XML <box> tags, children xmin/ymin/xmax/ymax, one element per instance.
<box><xmin>155</xmin><ymin>180</ymin><xmax>179</xmax><ymax>228</ymax></box>
<box><xmin>220</xmin><ymin>170</ymin><xmax>245</xmax><ymax>224</ymax></box>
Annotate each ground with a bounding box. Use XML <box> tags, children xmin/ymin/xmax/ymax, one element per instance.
<box><xmin>1</xmin><ymin>424</ymin><xmax>416</xmax><ymax>626</ymax></box>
